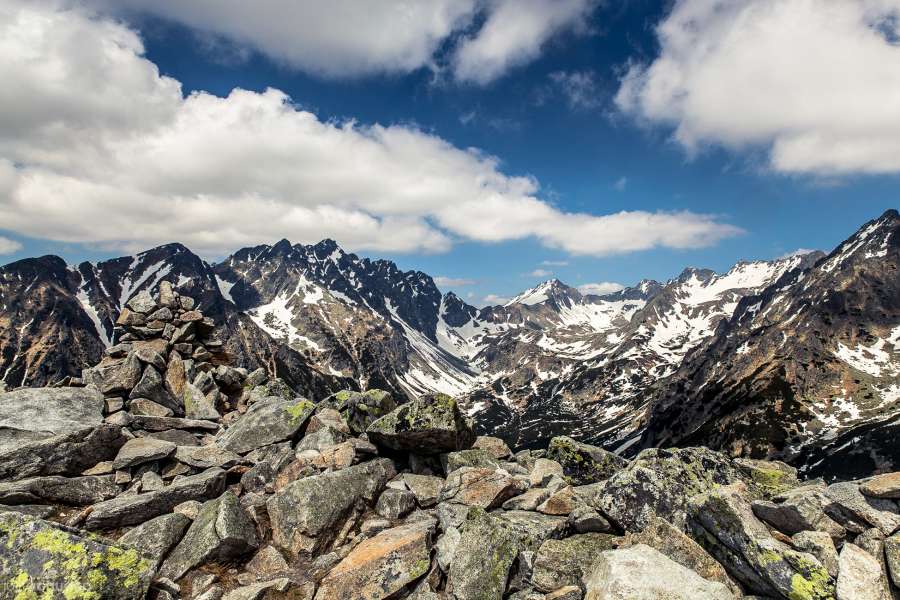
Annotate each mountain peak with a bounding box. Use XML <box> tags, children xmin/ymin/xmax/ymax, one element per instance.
<box><xmin>507</xmin><ymin>278</ymin><xmax>579</xmax><ymax>306</ymax></box>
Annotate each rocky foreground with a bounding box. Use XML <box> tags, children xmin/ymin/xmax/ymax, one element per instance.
<box><xmin>0</xmin><ymin>287</ymin><xmax>898</xmax><ymax>599</ymax></box>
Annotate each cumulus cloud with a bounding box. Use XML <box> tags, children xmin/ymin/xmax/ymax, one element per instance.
<box><xmin>453</xmin><ymin>0</ymin><xmax>598</xmax><ymax>84</ymax></box>
<box><xmin>578</xmin><ymin>281</ymin><xmax>624</xmax><ymax>295</ymax></box>
<box><xmin>779</xmin><ymin>248</ymin><xmax>817</xmax><ymax>259</ymax></box>
<box><xmin>0</xmin><ymin>1</ymin><xmax>740</xmax><ymax>258</ymax></box>
<box><xmin>0</xmin><ymin>236</ymin><xmax>22</xmax><ymax>255</ymax></box>
<box><xmin>434</xmin><ymin>276</ymin><xmax>477</xmax><ymax>287</ymax></box>
<box><xmin>85</xmin><ymin>0</ymin><xmax>596</xmax><ymax>84</ymax></box>
<box><xmin>616</xmin><ymin>0</ymin><xmax>900</xmax><ymax>175</ymax></box>
<box><xmin>483</xmin><ymin>293</ymin><xmax>511</xmax><ymax>305</ymax></box>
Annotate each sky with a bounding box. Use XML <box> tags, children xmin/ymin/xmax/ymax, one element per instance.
<box><xmin>1</xmin><ymin>0</ymin><xmax>899</xmax><ymax>306</ymax></box>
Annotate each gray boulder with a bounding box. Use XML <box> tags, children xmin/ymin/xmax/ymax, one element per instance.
<box><xmin>327</xmin><ymin>389</ymin><xmax>397</xmax><ymax>434</ymax></box>
<box><xmin>86</xmin><ymin>353</ymin><xmax>143</xmax><ymax>394</ymax></box>
<box><xmin>0</xmin><ymin>424</ymin><xmax>126</xmax><ymax>480</ymax></box>
<box><xmin>447</xmin><ymin>507</ymin><xmax>523</xmax><ymax>600</ymax></box>
<box><xmin>366</xmin><ymin>394</ymin><xmax>475</xmax><ymax>455</ymax></box>
<box><xmin>751</xmin><ymin>484</ymin><xmax>846</xmax><ymax>541</ymax></box>
<box><xmin>85</xmin><ymin>467</ymin><xmax>226</xmax><ymax>529</ymax></box>
<box><xmin>127</xmin><ymin>289</ymin><xmax>158</xmax><ymax>313</ymax></box>
<box><xmin>835</xmin><ymin>543</ymin><xmax>885</xmax><ymax>600</ymax></box>
<box><xmin>267</xmin><ymin>458</ymin><xmax>396</xmax><ymax>555</ymax></box>
<box><xmin>532</xmin><ymin>533</ymin><xmax>617</xmax><ymax>593</ymax></box>
<box><xmin>824</xmin><ymin>481</ymin><xmax>900</xmax><ymax>536</ymax></box>
<box><xmin>183</xmin><ymin>382</ymin><xmax>220</xmax><ymax>421</ymax></box>
<box><xmin>376</xmin><ymin>488</ymin><xmax>416</xmax><ymax>520</ymax></box>
<box><xmin>113</xmin><ymin>437</ymin><xmax>176</xmax><ymax>469</ymax></box>
<box><xmin>439</xmin><ymin>467</ymin><xmax>528</xmax><ymax>509</ymax></box>
<box><xmin>0</xmin><ymin>387</ymin><xmax>104</xmax><ymax>453</ymax></box>
<box><xmin>583</xmin><ymin>544</ymin><xmax>736</xmax><ymax>600</ymax></box>
<box><xmin>160</xmin><ymin>491</ymin><xmax>259</xmax><ymax>581</ymax></box>
<box><xmin>130</xmin><ymin>365</ymin><xmax>182</xmax><ymax>416</ymax></box>
<box><xmin>0</xmin><ymin>475</ymin><xmax>118</xmax><ymax>505</ymax></box>
<box><xmin>217</xmin><ymin>396</ymin><xmax>315</xmax><ymax>454</ymax></box>
<box><xmin>545</xmin><ymin>436</ymin><xmax>627</xmax><ymax>485</ymax></box>
<box><xmin>119</xmin><ymin>512</ymin><xmax>192</xmax><ymax>568</ymax></box>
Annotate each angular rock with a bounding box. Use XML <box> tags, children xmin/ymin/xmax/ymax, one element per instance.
<box><xmin>584</xmin><ymin>544</ymin><xmax>736</xmax><ymax>600</ymax></box>
<box><xmin>886</xmin><ymin>533</ymin><xmax>900</xmax><ymax>588</ymax></box>
<box><xmin>119</xmin><ymin>513</ymin><xmax>192</xmax><ymax>568</ymax></box>
<box><xmin>134</xmin><ymin>346</ymin><xmax>167</xmax><ymax>371</ymax></box>
<box><xmin>546</xmin><ymin>436</ymin><xmax>627</xmax><ymax>485</ymax></box>
<box><xmin>836</xmin><ymin>543</ymin><xmax>885</xmax><ymax>600</ymax></box>
<box><xmin>175</xmin><ymin>445</ymin><xmax>241</xmax><ymax>469</ymax></box>
<box><xmin>442</xmin><ymin>448</ymin><xmax>500</xmax><ymax>474</ymax></box>
<box><xmin>183</xmin><ymin>383</ymin><xmax>221</xmax><ymax>420</ymax></box>
<box><xmin>222</xmin><ymin>578</ymin><xmax>292</xmax><ymax>600</ymax></box>
<box><xmin>366</xmin><ymin>394</ymin><xmax>475</xmax><ymax>455</ymax></box>
<box><xmin>861</xmin><ymin>472</ymin><xmax>900</xmax><ymax>500</ymax></box>
<box><xmin>537</xmin><ymin>486</ymin><xmax>580</xmax><ymax>516</ymax></box>
<box><xmin>130</xmin><ymin>398</ymin><xmax>174</xmax><ymax>417</ymax></box>
<box><xmin>402</xmin><ymin>473</ymin><xmax>445</xmax><ymax>508</ymax></box>
<box><xmin>113</xmin><ymin>437</ymin><xmax>177</xmax><ymax>469</ymax></box>
<box><xmin>620</xmin><ymin>514</ymin><xmax>740</xmax><ymax>595</ymax></box>
<box><xmin>375</xmin><ymin>488</ymin><xmax>416</xmax><ymax>520</ymax></box>
<box><xmin>314</xmin><ymin>522</ymin><xmax>433</xmax><ymax>600</ymax></box>
<box><xmin>532</xmin><ymin>533</ymin><xmax>617</xmax><ymax>593</ymax></box>
<box><xmin>131</xmin><ymin>365</ymin><xmax>182</xmax><ymax>416</ymax></box>
<box><xmin>267</xmin><ymin>458</ymin><xmax>396</xmax><ymax>555</ymax></box>
<box><xmin>85</xmin><ymin>467</ymin><xmax>226</xmax><ymax>529</ymax></box>
<box><xmin>0</xmin><ymin>387</ymin><xmax>105</xmax><ymax>453</ymax></box>
<box><xmin>735</xmin><ymin>458</ymin><xmax>801</xmax><ymax>499</ymax></box>
<box><xmin>472</xmin><ymin>435</ymin><xmax>512</xmax><ymax>460</ymax></box>
<box><xmin>792</xmin><ymin>530</ymin><xmax>840</xmax><ymax>579</ymax></box>
<box><xmin>328</xmin><ymin>389</ymin><xmax>397</xmax><ymax>435</ymax></box>
<box><xmin>160</xmin><ymin>491</ymin><xmax>259</xmax><ymax>581</ymax></box>
<box><xmin>824</xmin><ymin>481</ymin><xmax>900</xmax><ymax>536</ymax></box>
<box><xmin>0</xmin><ymin>475</ymin><xmax>118</xmax><ymax>505</ymax></box>
<box><xmin>217</xmin><ymin>396</ymin><xmax>315</xmax><ymax>454</ymax></box>
<box><xmin>130</xmin><ymin>415</ymin><xmax>220</xmax><ymax>432</ymax></box>
<box><xmin>88</xmin><ymin>353</ymin><xmax>143</xmax><ymax>394</ymax></box>
<box><xmin>495</xmin><ymin>510</ymin><xmax>569</xmax><ymax>548</ymax></box>
<box><xmin>596</xmin><ymin>447</ymin><xmax>750</xmax><ymax>532</ymax></box>
<box><xmin>127</xmin><ymin>289</ymin><xmax>157</xmax><ymax>313</ymax></box>
<box><xmin>529</xmin><ymin>458</ymin><xmax>564</xmax><ymax>487</ymax></box>
<box><xmin>0</xmin><ymin>511</ymin><xmax>155</xmax><ymax>599</ymax></box>
<box><xmin>0</xmin><ymin>424</ymin><xmax>127</xmax><ymax>480</ymax></box>
<box><xmin>689</xmin><ymin>483</ymin><xmax>834</xmax><ymax>599</ymax></box>
<box><xmin>439</xmin><ymin>467</ymin><xmax>528</xmax><ymax>509</ymax></box>
<box><xmin>751</xmin><ymin>485</ymin><xmax>846</xmax><ymax>541</ymax></box>
<box><xmin>166</xmin><ymin>351</ymin><xmax>188</xmax><ymax>399</ymax></box>
<box><xmin>567</xmin><ymin>505</ymin><xmax>613</xmax><ymax>534</ymax></box>
<box><xmin>503</xmin><ymin>487</ymin><xmax>552</xmax><ymax>511</ymax></box>
<box><xmin>447</xmin><ymin>507</ymin><xmax>524</xmax><ymax>600</ymax></box>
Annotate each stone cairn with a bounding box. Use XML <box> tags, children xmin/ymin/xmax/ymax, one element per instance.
<box><xmin>0</xmin><ymin>286</ymin><xmax>897</xmax><ymax>598</ymax></box>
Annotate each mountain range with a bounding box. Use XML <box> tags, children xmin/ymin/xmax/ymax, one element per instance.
<box><xmin>2</xmin><ymin>209</ymin><xmax>898</xmax><ymax>479</ymax></box>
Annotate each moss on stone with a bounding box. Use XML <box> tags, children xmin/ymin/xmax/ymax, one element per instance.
<box><xmin>284</xmin><ymin>399</ymin><xmax>314</xmax><ymax>426</ymax></box>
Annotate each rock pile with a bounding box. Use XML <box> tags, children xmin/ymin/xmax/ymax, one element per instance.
<box><xmin>0</xmin><ymin>288</ymin><xmax>899</xmax><ymax>599</ymax></box>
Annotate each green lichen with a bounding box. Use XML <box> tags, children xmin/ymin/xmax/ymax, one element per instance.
<box><xmin>62</xmin><ymin>580</ymin><xmax>100</xmax><ymax>600</ymax></box>
<box><xmin>409</xmin><ymin>557</ymin><xmax>430</xmax><ymax>578</ymax></box>
<box><xmin>788</xmin><ymin>570</ymin><xmax>833</xmax><ymax>600</ymax></box>
<box><xmin>104</xmin><ymin>547</ymin><xmax>149</xmax><ymax>589</ymax></box>
<box><xmin>759</xmin><ymin>549</ymin><xmax>783</xmax><ymax>565</ymax></box>
<box><xmin>285</xmin><ymin>399</ymin><xmax>314</xmax><ymax>426</ymax></box>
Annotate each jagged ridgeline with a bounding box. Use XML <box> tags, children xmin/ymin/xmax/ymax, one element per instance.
<box><xmin>0</xmin><ymin>286</ymin><xmax>897</xmax><ymax>598</ymax></box>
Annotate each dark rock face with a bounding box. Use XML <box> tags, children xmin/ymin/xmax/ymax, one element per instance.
<box><xmin>642</xmin><ymin>210</ymin><xmax>900</xmax><ymax>479</ymax></box>
<box><xmin>366</xmin><ymin>394</ymin><xmax>475</xmax><ymax>455</ymax></box>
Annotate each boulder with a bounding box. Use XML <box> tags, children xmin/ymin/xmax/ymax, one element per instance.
<box><xmin>119</xmin><ymin>513</ymin><xmax>192</xmax><ymax>568</ymax></box>
<box><xmin>439</xmin><ymin>467</ymin><xmax>528</xmax><ymax>509</ymax></box>
<box><xmin>267</xmin><ymin>458</ymin><xmax>396</xmax><ymax>555</ymax></box>
<box><xmin>217</xmin><ymin>396</ymin><xmax>315</xmax><ymax>454</ymax></box>
<box><xmin>129</xmin><ymin>415</ymin><xmax>220</xmax><ymax>432</ymax></box>
<box><xmin>175</xmin><ymin>445</ymin><xmax>241</xmax><ymax>469</ymax></box>
<box><xmin>0</xmin><ymin>424</ymin><xmax>127</xmax><ymax>480</ymax></box>
<box><xmin>824</xmin><ymin>481</ymin><xmax>900</xmax><ymax>536</ymax></box>
<box><xmin>130</xmin><ymin>365</ymin><xmax>182</xmax><ymax>416</ymax></box>
<box><xmin>85</xmin><ymin>467</ymin><xmax>226</xmax><ymax>529</ymax></box>
<box><xmin>503</xmin><ymin>487</ymin><xmax>552</xmax><ymax>511</ymax></box>
<box><xmin>165</xmin><ymin>352</ymin><xmax>188</xmax><ymax>399</ymax></box>
<box><xmin>886</xmin><ymin>533</ymin><xmax>900</xmax><ymax>588</ymax></box>
<box><xmin>861</xmin><ymin>472</ymin><xmax>900</xmax><ymax>499</ymax></box>
<box><xmin>442</xmin><ymin>448</ymin><xmax>500</xmax><ymax>474</ymax></box>
<box><xmin>689</xmin><ymin>483</ymin><xmax>834</xmax><ymax>599</ymax></box>
<box><xmin>366</xmin><ymin>394</ymin><xmax>475</xmax><ymax>455</ymax></box>
<box><xmin>735</xmin><ymin>458</ymin><xmax>801</xmax><ymax>499</ymax></box>
<box><xmin>532</xmin><ymin>533</ymin><xmax>617</xmax><ymax>593</ymax></box>
<box><xmin>620</xmin><ymin>515</ymin><xmax>740</xmax><ymax>596</ymax></box>
<box><xmin>87</xmin><ymin>353</ymin><xmax>143</xmax><ymax>394</ymax></box>
<box><xmin>0</xmin><ymin>511</ymin><xmax>154</xmax><ymax>599</ymax></box>
<box><xmin>792</xmin><ymin>531</ymin><xmax>840</xmax><ymax>580</ymax></box>
<box><xmin>127</xmin><ymin>289</ymin><xmax>157</xmax><ymax>313</ymax></box>
<box><xmin>160</xmin><ymin>491</ymin><xmax>259</xmax><ymax>581</ymax></box>
<box><xmin>537</xmin><ymin>486</ymin><xmax>581</xmax><ymax>516</ymax></box>
<box><xmin>0</xmin><ymin>387</ymin><xmax>104</xmax><ymax>453</ymax></box>
<box><xmin>0</xmin><ymin>475</ymin><xmax>118</xmax><ymax>505</ymax></box>
<box><xmin>328</xmin><ymin>389</ymin><xmax>397</xmax><ymax>434</ymax></box>
<box><xmin>595</xmin><ymin>447</ymin><xmax>750</xmax><ymax>532</ymax></box>
<box><xmin>495</xmin><ymin>510</ymin><xmax>569</xmax><ymax>549</ymax></box>
<box><xmin>583</xmin><ymin>544</ymin><xmax>736</xmax><ymax>600</ymax></box>
<box><xmin>130</xmin><ymin>398</ymin><xmax>174</xmax><ymax>417</ymax></box>
<box><xmin>183</xmin><ymin>383</ymin><xmax>221</xmax><ymax>420</ymax></box>
<box><xmin>529</xmin><ymin>458</ymin><xmax>564</xmax><ymax>487</ymax></box>
<box><xmin>567</xmin><ymin>505</ymin><xmax>613</xmax><ymax>534</ymax></box>
<box><xmin>447</xmin><ymin>507</ymin><xmax>524</xmax><ymax>600</ymax></box>
<box><xmin>545</xmin><ymin>436</ymin><xmax>627</xmax><ymax>485</ymax></box>
<box><xmin>314</xmin><ymin>522</ymin><xmax>434</xmax><ymax>600</ymax></box>
<box><xmin>472</xmin><ymin>435</ymin><xmax>512</xmax><ymax>460</ymax></box>
<box><xmin>222</xmin><ymin>578</ymin><xmax>292</xmax><ymax>600</ymax></box>
<box><xmin>375</xmin><ymin>488</ymin><xmax>416</xmax><ymax>520</ymax></box>
<box><xmin>112</xmin><ymin>437</ymin><xmax>177</xmax><ymax>469</ymax></box>
<box><xmin>836</xmin><ymin>543</ymin><xmax>885</xmax><ymax>600</ymax></box>
<box><xmin>402</xmin><ymin>473</ymin><xmax>445</xmax><ymax>508</ymax></box>
<box><xmin>751</xmin><ymin>485</ymin><xmax>846</xmax><ymax>542</ymax></box>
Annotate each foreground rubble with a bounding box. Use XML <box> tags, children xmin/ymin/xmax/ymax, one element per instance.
<box><xmin>0</xmin><ymin>286</ymin><xmax>898</xmax><ymax>599</ymax></box>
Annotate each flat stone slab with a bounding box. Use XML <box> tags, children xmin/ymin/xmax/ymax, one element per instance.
<box><xmin>0</xmin><ymin>387</ymin><xmax>104</xmax><ymax>453</ymax></box>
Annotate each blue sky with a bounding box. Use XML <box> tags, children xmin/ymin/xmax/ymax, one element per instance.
<box><xmin>1</xmin><ymin>0</ymin><xmax>899</xmax><ymax>305</ymax></box>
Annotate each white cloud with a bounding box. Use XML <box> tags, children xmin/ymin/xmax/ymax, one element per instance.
<box><xmin>86</xmin><ymin>0</ymin><xmax>480</xmax><ymax>78</ymax></box>
<box><xmin>541</xmin><ymin>259</ymin><xmax>569</xmax><ymax>266</ymax></box>
<box><xmin>0</xmin><ymin>1</ymin><xmax>740</xmax><ymax>258</ymax></box>
<box><xmin>779</xmin><ymin>248</ymin><xmax>817</xmax><ymax>259</ymax></box>
<box><xmin>613</xmin><ymin>176</ymin><xmax>628</xmax><ymax>191</ymax></box>
<box><xmin>549</xmin><ymin>70</ymin><xmax>602</xmax><ymax>109</ymax></box>
<box><xmin>434</xmin><ymin>276</ymin><xmax>477</xmax><ymax>287</ymax></box>
<box><xmin>483</xmin><ymin>293</ymin><xmax>510</xmax><ymax>305</ymax></box>
<box><xmin>578</xmin><ymin>281</ymin><xmax>624</xmax><ymax>295</ymax></box>
<box><xmin>453</xmin><ymin>0</ymin><xmax>597</xmax><ymax>84</ymax></box>
<box><xmin>0</xmin><ymin>236</ymin><xmax>22</xmax><ymax>255</ymax></box>
<box><xmin>616</xmin><ymin>0</ymin><xmax>900</xmax><ymax>175</ymax></box>
<box><xmin>527</xmin><ymin>268</ymin><xmax>554</xmax><ymax>277</ymax></box>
